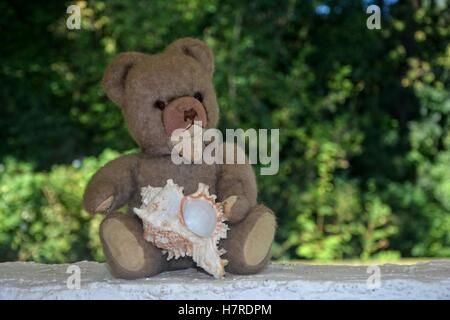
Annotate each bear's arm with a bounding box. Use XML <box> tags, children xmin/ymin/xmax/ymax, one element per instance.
<box><xmin>216</xmin><ymin>143</ymin><xmax>257</xmax><ymax>224</ymax></box>
<box><xmin>83</xmin><ymin>154</ymin><xmax>139</xmax><ymax>214</ymax></box>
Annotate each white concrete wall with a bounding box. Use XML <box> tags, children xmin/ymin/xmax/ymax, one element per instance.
<box><xmin>0</xmin><ymin>260</ymin><xmax>449</xmax><ymax>299</ymax></box>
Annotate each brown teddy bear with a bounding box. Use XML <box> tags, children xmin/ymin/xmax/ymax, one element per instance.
<box><xmin>83</xmin><ymin>38</ymin><xmax>276</xmax><ymax>279</ymax></box>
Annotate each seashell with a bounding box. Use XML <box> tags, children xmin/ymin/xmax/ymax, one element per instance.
<box><xmin>133</xmin><ymin>179</ymin><xmax>228</xmax><ymax>278</ymax></box>
<box><xmin>181</xmin><ymin>183</ymin><xmax>221</xmax><ymax>237</ymax></box>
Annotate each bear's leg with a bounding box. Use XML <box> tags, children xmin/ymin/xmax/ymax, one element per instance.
<box><xmin>222</xmin><ymin>204</ymin><xmax>276</xmax><ymax>274</ymax></box>
<box><xmin>100</xmin><ymin>212</ymin><xmax>167</xmax><ymax>279</ymax></box>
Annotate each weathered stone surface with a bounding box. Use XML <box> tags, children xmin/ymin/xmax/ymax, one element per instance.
<box><xmin>0</xmin><ymin>260</ymin><xmax>449</xmax><ymax>299</ymax></box>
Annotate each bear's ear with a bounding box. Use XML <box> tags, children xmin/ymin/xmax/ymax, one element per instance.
<box><xmin>166</xmin><ymin>38</ymin><xmax>214</xmax><ymax>75</ymax></box>
<box><xmin>102</xmin><ymin>52</ymin><xmax>146</xmax><ymax>107</ymax></box>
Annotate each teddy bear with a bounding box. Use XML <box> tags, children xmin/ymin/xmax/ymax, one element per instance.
<box><xmin>83</xmin><ymin>38</ymin><xmax>276</xmax><ymax>279</ymax></box>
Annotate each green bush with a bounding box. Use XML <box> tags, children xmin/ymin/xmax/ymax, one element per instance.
<box><xmin>0</xmin><ymin>150</ymin><xmax>121</xmax><ymax>262</ymax></box>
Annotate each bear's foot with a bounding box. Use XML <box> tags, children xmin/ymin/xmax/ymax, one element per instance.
<box><xmin>222</xmin><ymin>204</ymin><xmax>276</xmax><ymax>275</ymax></box>
<box><xmin>100</xmin><ymin>212</ymin><xmax>166</xmax><ymax>279</ymax></box>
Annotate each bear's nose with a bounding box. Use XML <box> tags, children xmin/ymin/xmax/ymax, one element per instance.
<box><xmin>163</xmin><ymin>96</ymin><xmax>208</xmax><ymax>136</ymax></box>
<box><xmin>184</xmin><ymin>108</ymin><xmax>198</xmax><ymax>122</ymax></box>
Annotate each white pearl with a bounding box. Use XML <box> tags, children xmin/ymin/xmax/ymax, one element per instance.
<box><xmin>182</xmin><ymin>198</ymin><xmax>217</xmax><ymax>237</ymax></box>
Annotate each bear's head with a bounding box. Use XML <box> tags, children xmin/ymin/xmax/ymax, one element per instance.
<box><xmin>102</xmin><ymin>38</ymin><xmax>219</xmax><ymax>155</ymax></box>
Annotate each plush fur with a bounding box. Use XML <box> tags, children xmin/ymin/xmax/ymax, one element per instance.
<box><xmin>83</xmin><ymin>38</ymin><xmax>276</xmax><ymax>279</ymax></box>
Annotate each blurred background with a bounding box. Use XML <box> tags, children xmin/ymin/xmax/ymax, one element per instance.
<box><xmin>0</xmin><ymin>0</ymin><xmax>449</xmax><ymax>264</ymax></box>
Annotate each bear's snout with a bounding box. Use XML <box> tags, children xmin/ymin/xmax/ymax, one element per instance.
<box><xmin>184</xmin><ymin>108</ymin><xmax>197</xmax><ymax>122</ymax></box>
<box><xmin>163</xmin><ymin>96</ymin><xmax>208</xmax><ymax>136</ymax></box>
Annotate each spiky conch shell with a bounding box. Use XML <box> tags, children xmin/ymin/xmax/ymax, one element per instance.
<box><xmin>133</xmin><ymin>179</ymin><xmax>228</xmax><ymax>278</ymax></box>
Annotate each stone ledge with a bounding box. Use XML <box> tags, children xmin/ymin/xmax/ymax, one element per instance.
<box><xmin>0</xmin><ymin>260</ymin><xmax>449</xmax><ymax>299</ymax></box>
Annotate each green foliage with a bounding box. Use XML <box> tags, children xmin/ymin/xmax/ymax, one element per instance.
<box><xmin>0</xmin><ymin>0</ymin><xmax>449</xmax><ymax>262</ymax></box>
<box><xmin>0</xmin><ymin>150</ymin><xmax>121</xmax><ymax>262</ymax></box>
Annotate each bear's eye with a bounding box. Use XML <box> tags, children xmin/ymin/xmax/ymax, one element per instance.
<box><xmin>194</xmin><ymin>92</ymin><xmax>203</xmax><ymax>102</ymax></box>
<box><xmin>154</xmin><ymin>100</ymin><xmax>166</xmax><ymax>110</ymax></box>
